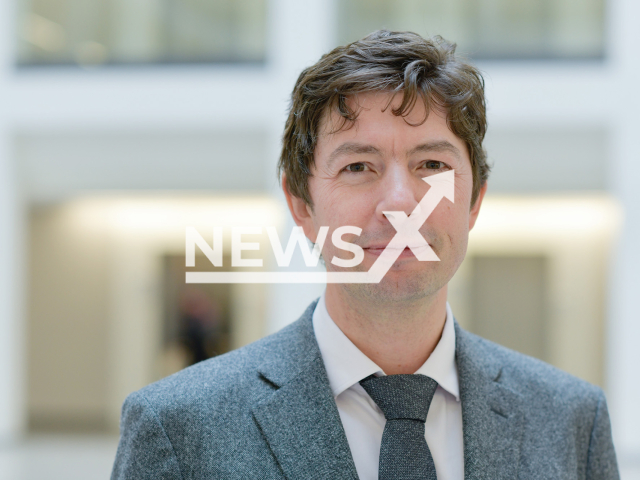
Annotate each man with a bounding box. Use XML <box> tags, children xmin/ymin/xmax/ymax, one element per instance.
<box><xmin>111</xmin><ymin>31</ymin><xmax>618</xmax><ymax>479</ymax></box>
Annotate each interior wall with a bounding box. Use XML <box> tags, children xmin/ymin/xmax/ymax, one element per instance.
<box><xmin>27</xmin><ymin>205</ymin><xmax>111</xmax><ymax>432</ymax></box>
<box><xmin>16</xmin><ymin>130</ymin><xmax>270</xmax><ymax>203</ymax></box>
<box><xmin>448</xmin><ymin>195</ymin><xmax>619</xmax><ymax>388</ymax></box>
<box><xmin>484</xmin><ymin>128</ymin><xmax>608</xmax><ymax>193</ymax></box>
<box><xmin>469</xmin><ymin>255</ymin><xmax>549</xmax><ymax>362</ymax></box>
<box><xmin>26</xmin><ymin>195</ymin><xmax>283</xmax><ymax>433</ymax></box>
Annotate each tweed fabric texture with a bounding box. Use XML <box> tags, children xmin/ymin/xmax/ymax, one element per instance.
<box><xmin>111</xmin><ymin>298</ymin><xmax>619</xmax><ymax>479</ymax></box>
<box><xmin>360</xmin><ymin>374</ymin><xmax>438</xmax><ymax>480</ymax></box>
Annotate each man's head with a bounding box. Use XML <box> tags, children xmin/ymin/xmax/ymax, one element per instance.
<box><xmin>279</xmin><ymin>30</ymin><xmax>489</xmax><ymax>209</ymax></box>
<box><xmin>280</xmin><ymin>30</ymin><xmax>490</xmax><ymax>304</ymax></box>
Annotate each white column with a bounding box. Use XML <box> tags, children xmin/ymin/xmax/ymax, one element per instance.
<box><xmin>264</xmin><ymin>0</ymin><xmax>336</xmax><ymax>333</ymax></box>
<box><xmin>0</xmin><ymin>129</ymin><xmax>26</xmax><ymax>444</ymax></box>
<box><xmin>607</xmin><ymin>0</ymin><xmax>640</xmax><ymax>464</ymax></box>
<box><xmin>0</xmin><ymin>0</ymin><xmax>26</xmax><ymax>443</ymax></box>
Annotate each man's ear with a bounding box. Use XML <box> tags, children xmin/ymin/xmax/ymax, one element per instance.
<box><xmin>468</xmin><ymin>181</ymin><xmax>488</xmax><ymax>231</ymax></box>
<box><xmin>282</xmin><ymin>175</ymin><xmax>318</xmax><ymax>242</ymax></box>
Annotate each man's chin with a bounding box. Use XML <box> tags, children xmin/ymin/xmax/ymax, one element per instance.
<box><xmin>333</xmin><ymin>264</ymin><xmax>444</xmax><ymax>305</ymax></box>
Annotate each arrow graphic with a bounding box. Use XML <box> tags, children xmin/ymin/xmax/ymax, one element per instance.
<box><xmin>186</xmin><ymin>170</ymin><xmax>455</xmax><ymax>284</ymax></box>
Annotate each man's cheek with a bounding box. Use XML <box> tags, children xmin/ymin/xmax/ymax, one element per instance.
<box><xmin>324</xmin><ymin>209</ymin><xmax>366</xmax><ymax>231</ymax></box>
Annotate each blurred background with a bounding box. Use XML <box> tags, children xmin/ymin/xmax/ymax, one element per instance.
<box><xmin>0</xmin><ymin>0</ymin><xmax>639</xmax><ymax>478</ymax></box>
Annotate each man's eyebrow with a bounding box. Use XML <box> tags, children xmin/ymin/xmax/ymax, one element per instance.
<box><xmin>408</xmin><ymin>140</ymin><xmax>462</xmax><ymax>160</ymax></box>
<box><xmin>326</xmin><ymin>142</ymin><xmax>382</xmax><ymax>169</ymax></box>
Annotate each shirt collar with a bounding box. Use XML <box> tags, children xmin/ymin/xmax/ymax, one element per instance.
<box><xmin>312</xmin><ymin>291</ymin><xmax>460</xmax><ymax>401</ymax></box>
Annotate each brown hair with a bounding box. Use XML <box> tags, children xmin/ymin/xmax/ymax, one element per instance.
<box><xmin>278</xmin><ymin>30</ymin><xmax>490</xmax><ymax>207</ymax></box>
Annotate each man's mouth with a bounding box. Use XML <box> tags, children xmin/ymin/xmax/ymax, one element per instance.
<box><xmin>364</xmin><ymin>244</ymin><xmax>432</xmax><ymax>258</ymax></box>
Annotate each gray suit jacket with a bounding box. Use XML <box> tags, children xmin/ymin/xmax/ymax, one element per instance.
<box><xmin>111</xmin><ymin>300</ymin><xmax>619</xmax><ymax>479</ymax></box>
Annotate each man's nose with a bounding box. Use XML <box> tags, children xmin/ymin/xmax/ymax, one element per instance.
<box><xmin>375</xmin><ymin>167</ymin><xmax>423</xmax><ymax>219</ymax></box>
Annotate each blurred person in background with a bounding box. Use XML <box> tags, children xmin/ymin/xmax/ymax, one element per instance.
<box><xmin>111</xmin><ymin>31</ymin><xmax>618</xmax><ymax>479</ymax></box>
<box><xmin>178</xmin><ymin>287</ymin><xmax>223</xmax><ymax>365</ymax></box>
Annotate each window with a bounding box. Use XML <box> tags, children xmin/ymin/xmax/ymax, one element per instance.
<box><xmin>17</xmin><ymin>0</ymin><xmax>267</xmax><ymax>66</ymax></box>
<box><xmin>338</xmin><ymin>0</ymin><xmax>605</xmax><ymax>60</ymax></box>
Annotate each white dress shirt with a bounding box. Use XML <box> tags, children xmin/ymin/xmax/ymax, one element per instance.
<box><xmin>312</xmin><ymin>292</ymin><xmax>464</xmax><ymax>480</ymax></box>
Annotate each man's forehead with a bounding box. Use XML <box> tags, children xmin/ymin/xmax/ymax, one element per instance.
<box><xmin>316</xmin><ymin>92</ymin><xmax>467</xmax><ymax>163</ymax></box>
<box><xmin>318</xmin><ymin>91</ymin><xmax>447</xmax><ymax>138</ymax></box>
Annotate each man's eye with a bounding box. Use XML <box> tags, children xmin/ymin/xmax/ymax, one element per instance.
<box><xmin>345</xmin><ymin>163</ymin><xmax>366</xmax><ymax>172</ymax></box>
<box><xmin>424</xmin><ymin>161</ymin><xmax>446</xmax><ymax>170</ymax></box>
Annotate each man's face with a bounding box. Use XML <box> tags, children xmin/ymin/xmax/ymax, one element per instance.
<box><xmin>286</xmin><ymin>91</ymin><xmax>487</xmax><ymax>304</ymax></box>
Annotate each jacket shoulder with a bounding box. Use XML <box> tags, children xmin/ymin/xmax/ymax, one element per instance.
<box><xmin>459</xmin><ymin>327</ymin><xmax>604</xmax><ymax>405</ymax></box>
<box><xmin>130</xmin><ymin>301</ymin><xmax>319</xmax><ymax>412</ymax></box>
<box><xmin>456</xmin><ymin>327</ymin><xmax>618</xmax><ymax>478</ymax></box>
<box><xmin>113</xmin><ymin>313</ymin><xmax>317</xmax><ymax>480</ymax></box>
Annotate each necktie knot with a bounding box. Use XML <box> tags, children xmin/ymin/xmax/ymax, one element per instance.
<box><xmin>359</xmin><ymin>374</ymin><xmax>439</xmax><ymax>422</ymax></box>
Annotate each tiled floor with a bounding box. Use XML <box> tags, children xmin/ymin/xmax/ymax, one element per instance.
<box><xmin>622</xmin><ymin>460</ymin><xmax>640</xmax><ymax>480</ymax></box>
<box><xmin>0</xmin><ymin>435</ymin><xmax>119</xmax><ymax>480</ymax></box>
<box><xmin>0</xmin><ymin>434</ymin><xmax>638</xmax><ymax>480</ymax></box>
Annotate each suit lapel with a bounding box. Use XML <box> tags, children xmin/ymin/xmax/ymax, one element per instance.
<box><xmin>252</xmin><ymin>306</ymin><xmax>524</xmax><ymax>479</ymax></box>
<box><xmin>455</xmin><ymin>322</ymin><xmax>525</xmax><ymax>480</ymax></box>
<box><xmin>252</xmin><ymin>305</ymin><xmax>358</xmax><ymax>480</ymax></box>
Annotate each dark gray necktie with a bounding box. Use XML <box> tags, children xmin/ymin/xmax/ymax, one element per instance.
<box><xmin>360</xmin><ymin>374</ymin><xmax>439</xmax><ymax>480</ymax></box>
